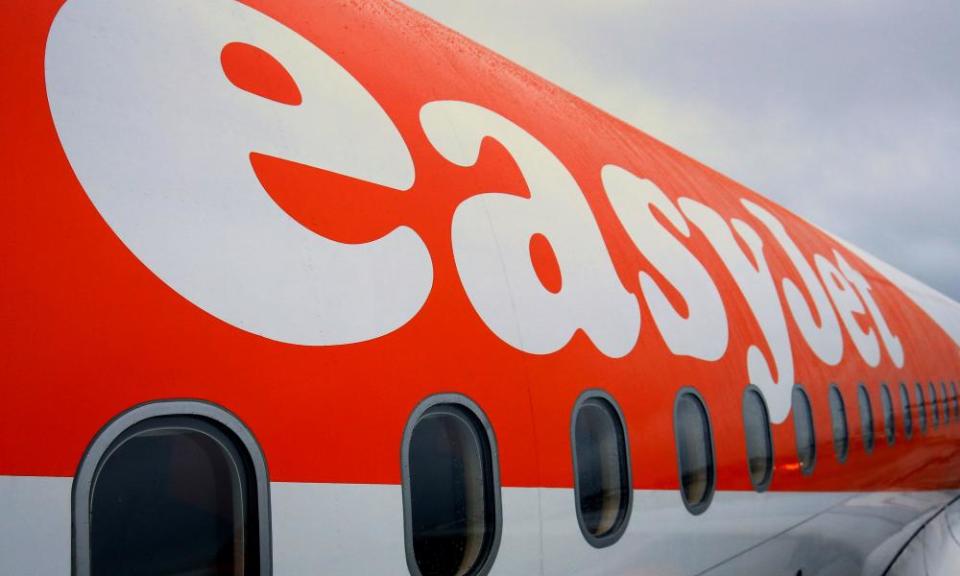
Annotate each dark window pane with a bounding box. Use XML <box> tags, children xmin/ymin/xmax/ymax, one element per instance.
<box><xmin>675</xmin><ymin>392</ymin><xmax>714</xmax><ymax>511</ymax></box>
<box><xmin>858</xmin><ymin>385</ymin><xmax>875</xmax><ymax>453</ymax></box>
<box><xmin>828</xmin><ymin>386</ymin><xmax>848</xmax><ymax>462</ymax></box>
<box><xmin>409</xmin><ymin>405</ymin><xmax>495</xmax><ymax>576</ymax></box>
<box><xmin>915</xmin><ymin>383</ymin><xmax>927</xmax><ymax>434</ymax></box>
<box><xmin>742</xmin><ymin>388</ymin><xmax>772</xmax><ymax>490</ymax></box>
<box><xmin>881</xmin><ymin>384</ymin><xmax>895</xmax><ymax>445</ymax></box>
<box><xmin>91</xmin><ymin>420</ymin><xmax>247</xmax><ymax>576</ymax></box>
<box><xmin>941</xmin><ymin>383</ymin><xmax>950</xmax><ymax>425</ymax></box>
<box><xmin>900</xmin><ymin>383</ymin><xmax>913</xmax><ymax>439</ymax></box>
<box><xmin>792</xmin><ymin>387</ymin><xmax>816</xmax><ymax>474</ymax></box>
<box><xmin>952</xmin><ymin>382</ymin><xmax>959</xmax><ymax>419</ymax></box>
<box><xmin>929</xmin><ymin>383</ymin><xmax>940</xmax><ymax>429</ymax></box>
<box><xmin>573</xmin><ymin>396</ymin><xmax>630</xmax><ymax>541</ymax></box>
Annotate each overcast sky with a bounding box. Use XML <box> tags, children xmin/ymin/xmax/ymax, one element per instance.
<box><xmin>404</xmin><ymin>0</ymin><xmax>960</xmax><ymax>302</ymax></box>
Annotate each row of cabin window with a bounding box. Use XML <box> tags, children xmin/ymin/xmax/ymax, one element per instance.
<box><xmin>405</xmin><ymin>389</ymin><xmax>713</xmax><ymax>565</ymax></box>
<box><xmin>791</xmin><ymin>381</ymin><xmax>959</xmax><ymax>477</ymax></box>
<box><xmin>70</xmin><ymin>393</ymin><xmax>700</xmax><ymax>576</ymax></box>
<box><xmin>76</xmin><ymin>381</ymin><xmax>957</xmax><ymax>576</ymax></box>
<box><xmin>406</xmin><ymin>380</ymin><xmax>960</xmax><ymax>573</ymax></box>
<box><xmin>403</xmin><ymin>390</ymin><xmax>659</xmax><ymax>570</ymax></box>
<box><xmin>404</xmin><ymin>391</ymin><xmax>636</xmax><ymax>573</ymax></box>
<box><xmin>675</xmin><ymin>384</ymin><xmax>960</xmax><ymax>519</ymax></box>
<box><xmin>574</xmin><ymin>389</ymin><xmax>718</xmax><ymax>540</ymax></box>
<box><xmin>673</xmin><ymin>380</ymin><xmax>960</xmax><ymax>515</ymax></box>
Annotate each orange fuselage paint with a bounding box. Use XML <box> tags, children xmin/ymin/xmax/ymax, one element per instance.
<box><xmin>1</xmin><ymin>0</ymin><xmax>958</xmax><ymax>501</ymax></box>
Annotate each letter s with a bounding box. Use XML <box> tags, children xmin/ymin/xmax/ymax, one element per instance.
<box><xmin>603</xmin><ymin>165</ymin><xmax>728</xmax><ymax>361</ymax></box>
<box><xmin>421</xmin><ymin>102</ymin><xmax>640</xmax><ymax>357</ymax></box>
<box><xmin>45</xmin><ymin>0</ymin><xmax>432</xmax><ymax>345</ymax></box>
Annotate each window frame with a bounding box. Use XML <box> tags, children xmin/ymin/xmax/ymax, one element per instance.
<box><xmin>570</xmin><ymin>389</ymin><xmax>633</xmax><ymax>548</ymax></box>
<box><xmin>858</xmin><ymin>384</ymin><xmax>875</xmax><ymax>454</ymax></box>
<box><xmin>941</xmin><ymin>382</ymin><xmax>950</xmax><ymax>425</ymax></box>
<box><xmin>792</xmin><ymin>385</ymin><xmax>817</xmax><ymax>476</ymax></box>
<box><xmin>915</xmin><ymin>383</ymin><xmax>928</xmax><ymax>434</ymax></box>
<box><xmin>952</xmin><ymin>381</ymin><xmax>959</xmax><ymax>419</ymax></box>
<box><xmin>673</xmin><ymin>387</ymin><xmax>716</xmax><ymax>515</ymax></box>
<box><xmin>828</xmin><ymin>384</ymin><xmax>849</xmax><ymax>463</ymax></box>
<box><xmin>880</xmin><ymin>383</ymin><xmax>896</xmax><ymax>445</ymax></box>
<box><xmin>401</xmin><ymin>393</ymin><xmax>502</xmax><ymax>576</ymax></box>
<box><xmin>742</xmin><ymin>385</ymin><xmax>774</xmax><ymax>492</ymax></box>
<box><xmin>72</xmin><ymin>400</ymin><xmax>272</xmax><ymax>576</ymax></box>
<box><xmin>929</xmin><ymin>382</ymin><xmax>940</xmax><ymax>429</ymax></box>
<box><xmin>899</xmin><ymin>382</ymin><xmax>913</xmax><ymax>440</ymax></box>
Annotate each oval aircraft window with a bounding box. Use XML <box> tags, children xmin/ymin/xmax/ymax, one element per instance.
<box><xmin>72</xmin><ymin>402</ymin><xmax>271</xmax><ymax>576</ymax></box>
<box><xmin>742</xmin><ymin>387</ymin><xmax>773</xmax><ymax>491</ymax></box>
<box><xmin>929</xmin><ymin>382</ymin><xmax>940</xmax><ymax>429</ymax></box>
<box><xmin>828</xmin><ymin>386</ymin><xmax>848</xmax><ymax>462</ymax></box>
<box><xmin>915</xmin><ymin>383</ymin><xmax>927</xmax><ymax>434</ymax></box>
<box><xmin>941</xmin><ymin>382</ymin><xmax>950</xmax><ymax>425</ymax></box>
<box><xmin>792</xmin><ymin>387</ymin><xmax>816</xmax><ymax>475</ymax></box>
<box><xmin>674</xmin><ymin>390</ymin><xmax>715</xmax><ymax>514</ymax></box>
<box><xmin>88</xmin><ymin>417</ymin><xmax>256</xmax><ymax>576</ymax></box>
<box><xmin>403</xmin><ymin>398</ymin><xmax>500</xmax><ymax>576</ymax></box>
<box><xmin>952</xmin><ymin>382</ymin><xmax>959</xmax><ymax>419</ymax></box>
<box><xmin>858</xmin><ymin>385</ymin><xmax>875</xmax><ymax>454</ymax></box>
<box><xmin>881</xmin><ymin>384</ymin><xmax>896</xmax><ymax>445</ymax></box>
<box><xmin>899</xmin><ymin>383</ymin><xmax>913</xmax><ymax>440</ymax></box>
<box><xmin>572</xmin><ymin>392</ymin><xmax>632</xmax><ymax>546</ymax></box>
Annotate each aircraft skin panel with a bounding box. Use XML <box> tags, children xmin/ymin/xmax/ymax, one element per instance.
<box><xmin>1</xmin><ymin>0</ymin><xmax>959</xmax><ymax>574</ymax></box>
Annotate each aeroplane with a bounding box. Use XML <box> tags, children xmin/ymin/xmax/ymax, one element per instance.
<box><xmin>2</xmin><ymin>1</ymin><xmax>958</xmax><ymax>574</ymax></box>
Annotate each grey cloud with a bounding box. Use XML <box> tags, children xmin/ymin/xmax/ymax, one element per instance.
<box><xmin>404</xmin><ymin>0</ymin><xmax>960</xmax><ymax>301</ymax></box>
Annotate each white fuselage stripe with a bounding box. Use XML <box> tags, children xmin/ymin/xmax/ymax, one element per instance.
<box><xmin>1</xmin><ymin>476</ymin><xmax>955</xmax><ymax>575</ymax></box>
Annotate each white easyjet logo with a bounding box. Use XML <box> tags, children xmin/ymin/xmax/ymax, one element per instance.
<box><xmin>46</xmin><ymin>0</ymin><xmax>903</xmax><ymax>422</ymax></box>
